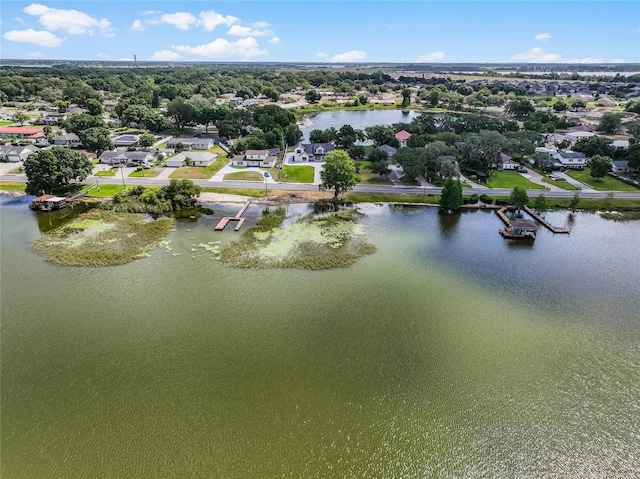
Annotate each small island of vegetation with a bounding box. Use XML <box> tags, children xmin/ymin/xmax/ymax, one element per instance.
<box><xmin>219</xmin><ymin>206</ymin><xmax>376</xmax><ymax>270</ymax></box>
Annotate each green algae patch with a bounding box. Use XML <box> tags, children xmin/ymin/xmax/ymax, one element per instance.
<box><xmin>219</xmin><ymin>208</ymin><xmax>376</xmax><ymax>269</ymax></box>
<box><xmin>31</xmin><ymin>210</ymin><xmax>175</xmax><ymax>266</ymax></box>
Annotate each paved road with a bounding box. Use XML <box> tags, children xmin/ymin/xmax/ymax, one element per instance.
<box><xmin>3</xmin><ymin>171</ymin><xmax>640</xmax><ymax>200</ymax></box>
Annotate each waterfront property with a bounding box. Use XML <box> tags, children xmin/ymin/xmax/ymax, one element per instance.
<box><xmin>231</xmin><ymin>149</ymin><xmax>280</xmax><ymax>167</ymax></box>
<box><xmin>290</xmin><ymin>142</ymin><xmax>335</xmax><ymax>162</ymax></box>
<box><xmin>167</xmin><ymin>151</ymin><xmax>217</xmax><ymax>167</ymax></box>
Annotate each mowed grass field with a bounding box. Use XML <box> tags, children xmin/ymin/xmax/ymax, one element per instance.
<box><xmin>486</xmin><ymin>170</ymin><xmax>546</xmax><ymax>189</ymax></box>
<box><xmin>169</xmin><ymin>157</ymin><xmax>228</xmax><ymax>179</ymax></box>
<box><xmin>565</xmin><ymin>168</ymin><xmax>638</xmax><ymax>191</ymax></box>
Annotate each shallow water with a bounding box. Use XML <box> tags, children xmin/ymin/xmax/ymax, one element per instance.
<box><xmin>1</xmin><ymin>200</ymin><xmax>639</xmax><ymax>478</ymax></box>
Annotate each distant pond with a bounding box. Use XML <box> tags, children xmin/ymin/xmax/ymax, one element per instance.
<box><xmin>299</xmin><ymin>109</ymin><xmax>421</xmax><ymax>140</ymax></box>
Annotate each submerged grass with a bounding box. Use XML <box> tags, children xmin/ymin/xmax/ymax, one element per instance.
<box><xmin>219</xmin><ymin>207</ymin><xmax>376</xmax><ymax>269</ymax></box>
<box><xmin>31</xmin><ymin>210</ymin><xmax>175</xmax><ymax>266</ymax></box>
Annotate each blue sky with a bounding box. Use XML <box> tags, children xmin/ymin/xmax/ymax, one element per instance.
<box><xmin>1</xmin><ymin>1</ymin><xmax>638</xmax><ymax>63</ymax></box>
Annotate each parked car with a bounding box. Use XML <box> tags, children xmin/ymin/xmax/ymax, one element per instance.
<box><xmin>141</xmin><ymin>161</ymin><xmax>153</xmax><ymax>169</ymax></box>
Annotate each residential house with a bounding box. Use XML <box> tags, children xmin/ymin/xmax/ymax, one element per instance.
<box><xmin>377</xmin><ymin>144</ymin><xmax>397</xmax><ymax>158</ymax></box>
<box><xmin>611</xmin><ymin>160</ymin><xmax>630</xmax><ymax>173</ymax></box>
<box><xmin>99</xmin><ymin>150</ymin><xmax>154</xmax><ymax>166</ymax></box>
<box><xmin>231</xmin><ymin>149</ymin><xmax>280</xmax><ymax>168</ymax></box>
<box><xmin>166</xmin><ymin>152</ymin><xmax>217</xmax><ymax>167</ymax></box>
<box><xmin>395</xmin><ymin>130</ymin><xmax>412</xmax><ymax>147</ymax></box>
<box><xmin>0</xmin><ymin>126</ymin><xmax>44</xmax><ymax>140</ymax></box>
<box><xmin>0</xmin><ymin>144</ymin><xmax>39</xmax><ymax>162</ymax></box>
<box><xmin>554</xmin><ymin>152</ymin><xmax>587</xmax><ymax>169</ymax></box>
<box><xmin>613</xmin><ymin>140</ymin><xmax>629</xmax><ymax>149</ymax></box>
<box><xmin>597</xmin><ymin>96</ymin><xmax>616</xmax><ymax>107</ymax></box>
<box><xmin>167</xmin><ymin>137</ymin><xmax>214</xmax><ymax>150</ymax></box>
<box><xmin>53</xmin><ymin>133</ymin><xmax>81</xmax><ymax>147</ymax></box>
<box><xmin>42</xmin><ymin>114</ymin><xmax>66</xmax><ymax>125</ymax></box>
<box><xmin>565</xmin><ymin>131</ymin><xmax>596</xmax><ymax>143</ymax></box>
<box><xmin>291</xmin><ymin>143</ymin><xmax>335</xmax><ymax>162</ymax></box>
<box><xmin>497</xmin><ymin>152</ymin><xmax>520</xmax><ymax>170</ymax></box>
<box><xmin>113</xmin><ymin>134</ymin><xmax>140</xmax><ymax>148</ymax></box>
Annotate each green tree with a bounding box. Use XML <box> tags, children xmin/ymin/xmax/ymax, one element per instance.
<box><xmin>78</xmin><ymin>127</ymin><xmax>113</xmax><ymax>155</ymax></box>
<box><xmin>24</xmin><ymin>147</ymin><xmax>93</xmax><ymax>196</ymax></box>
<box><xmin>553</xmin><ymin>100</ymin><xmax>568</xmax><ymax>112</ymax></box>
<box><xmin>599</xmin><ymin>112</ymin><xmax>624</xmax><ymax>133</ymax></box>
<box><xmin>509</xmin><ymin>186</ymin><xmax>529</xmax><ymax>211</ymax></box>
<box><xmin>85</xmin><ymin>98</ymin><xmax>103</xmax><ymax>116</ymax></box>
<box><xmin>626</xmin><ymin>143</ymin><xmax>640</xmax><ymax>170</ymax></box>
<box><xmin>305</xmin><ymin>89</ymin><xmax>321</xmax><ymax>104</ymax></box>
<box><xmin>569</xmin><ymin>192</ymin><xmax>580</xmax><ymax>212</ymax></box>
<box><xmin>138</xmin><ymin>133</ymin><xmax>156</xmax><ymax>148</ymax></box>
<box><xmin>401</xmin><ymin>88</ymin><xmax>411</xmax><ymax>108</ymax></box>
<box><xmin>61</xmin><ymin>113</ymin><xmax>105</xmax><ymax>134</ymax></box>
<box><xmin>320</xmin><ymin>150</ymin><xmax>359</xmax><ymax>198</ymax></box>
<box><xmin>589</xmin><ymin>154</ymin><xmax>612</xmax><ymax>181</ymax></box>
<box><xmin>505</xmin><ymin>98</ymin><xmax>535</xmax><ymax>119</ymax></box>
<box><xmin>11</xmin><ymin>111</ymin><xmax>29</xmax><ymax>125</ymax></box>
<box><xmin>570</xmin><ymin>99</ymin><xmax>586</xmax><ymax>111</ymax></box>
<box><xmin>159</xmin><ymin>178</ymin><xmax>201</xmax><ymax>210</ymax></box>
<box><xmin>573</xmin><ymin>136</ymin><xmax>614</xmax><ymax>158</ymax></box>
<box><xmin>626</xmin><ymin>122</ymin><xmax>640</xmax><ymax>140</ymax></box>
<box><xmin>439</xmin><ymin>177</ymin><xmax>463</xmax><ymax>212</ymax></box>
<box><xmin>534</xmin><ymin>193</ymin><xmax>548</xmax><ymax>213</ymax></box>
<box><xmin>166</xmin><ymin>97</ymin><xmax>196</xmax><ymax>130</ymax></box>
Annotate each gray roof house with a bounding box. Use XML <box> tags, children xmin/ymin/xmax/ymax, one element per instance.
<box><xmin>378</xmin><ymin>144</ymin><xmax>397</xmax><ymax>158</ymax></box>
<box><xmin>113</xmin><ymin>134</ymin><xmax>140</xmax><ymax>148</ymax></box>
<box><xmin>554</xmin><ymin>152</ymin><xmax>587</xmax><ymax>169</ymax></box>
<box><xmin>53</xmin><ymin>133</ymin><xmax>81</xmax><ymax>147</ymax></box>
<box><xmin>99</xmin><ymin>150</ymin><xmax>154</xmax><ymax>166</ymax></box>
<box><xmin>231</xmin><ymin>149</ymin><xmax>279</xmax><ymax>168</ymax></box>
<box><xmin>0</xmin><ymin>144</ymin><xmax>39</xmax><ymax>162</ymax></box>
<box><xmin>166</xmin><ymin>151</ymin><xmax>217</xmax><ymax>168</ymax></box>
<box><xmin>167</xmin><ymin>137</ymin><xmax>214</xmax><ymax>150</ymax></box>
<box><xmin>291</xmin><ymin>143</ymin><xmax>335</xmax><ymax>162</ymax></box>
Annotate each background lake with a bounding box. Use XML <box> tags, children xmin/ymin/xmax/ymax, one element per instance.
<box><xmin>1</xmin><ymin>198</ymin><xmax>639</xmax><ymax>478</ymax></box>
<box><xmin>299</xmin><ymin>110</ymin><xmax>420</xmax><ymax>141</ymax></box>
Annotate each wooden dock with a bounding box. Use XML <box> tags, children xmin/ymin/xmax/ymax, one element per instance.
<box><xmin>215</xmin><ymin>201</ymin><xmax>251</xmax><ymax>231</ymax></box>
<box><xmin>524</xmin><ymin>206</ymin><xmax>570</xmax><ymax>234</ymax></box>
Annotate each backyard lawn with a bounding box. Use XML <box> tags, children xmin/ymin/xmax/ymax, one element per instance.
<box><xmin>358</xmin><ymin>168</ymin><xmax>393</xmax><ymax>185</ymax></box>
<box><xmin>486</xmin><ymin>170</ymin><xmax>546</xmax><ymax>189</ymax></box>
<box><xmin>223</xmin><ymin>171</ymin><xmax>264</xmax><ymax>181</ymax></box>
<box><xmin>170</xmin><ymin>157</ymin><xmax>228</xmax><ymax>179</ymax></box>
<box><xmin>565</xmin><ymin>168</ymin><xmax>638</xmax><ymax>191</ymax></box>
<box><xmin>0</xmin><ymin>181</ymin><xmax>26</xmax><ymax>192</ymax></box>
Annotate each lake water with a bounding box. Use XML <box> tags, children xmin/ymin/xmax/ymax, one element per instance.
<box><xmin>299</xmin><ymin>110</ymin><xmax>420</xmax><ymax>141</ymax></box>
<box><xmin>2</xmin><ymin>198</ymin><xmax>639</xmax><ymax>478</ymax></box>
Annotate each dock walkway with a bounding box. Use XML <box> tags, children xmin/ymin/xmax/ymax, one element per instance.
<box><xmin>524</xmin><ymin>206</ymin><xmax>570</xmax><ymax>234</ymax></box>
<box><xmin>215</xmin><ymin>200</ymin><xmax>251</xmax><ymax>231</ymax></box>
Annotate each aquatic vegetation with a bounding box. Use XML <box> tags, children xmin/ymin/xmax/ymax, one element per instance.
<box><xmin>31</xmin><ymin>210</ymin><xmax>174</xmax><ymax>266</ymax></box>
<box><xmin>220</xmin><ymin>207</ymin><xmax>376</xmax><ymax>269</ymax></box>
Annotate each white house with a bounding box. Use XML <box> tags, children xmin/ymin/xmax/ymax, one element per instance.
<box><xmin>395</xmin><ymin>130</ymin><xmax>412</xmax><ymax>148</ymax></box>
<box><xmin>167</xmin><ymin>137</ymin><xmax>214</xmax><ymax>150</ymax></box>
<box><xmin>167</xmin><ymin>151</ymin><xmax>217</xmax><ymax>167</ymax></box>
<box><xmin>565</xmin><ymin>131</ymin><xmax>595</xmax><ymax>143</ymax></box>
<box><xmin>611</xmin><ymin>160</ymin><xmax>630</xmax><ymax>173</ymax></box>
<box><xmin>291</xmin><ymin>143</ymin><xmax>335</xmax><ymax>162</ymax></box>
<box><xmin>554</xmin><ymin>152</ymin><xmax>587</xmax><ymax>169</ymax></box>
<box><xmin>99</xmin><ymin>150</ymin><xmax>154</xmax><ymax>166</ymax></box>
<box><xmin>231</xmin><ymin>149</ymin><xmax>279</xmax><ymax>168</ymax></box>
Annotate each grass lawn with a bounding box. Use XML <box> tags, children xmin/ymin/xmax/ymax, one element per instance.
<box><xmin>486</xmin><ymin>170</ymin><xmax>546</xmax><ymax>189</ymax></box>
<box><xmin>347</xmin><ymin>192</ymin><xmax>440</xmax><ymax>204</ymax></box>
<box><xmin>358</xmin><ymin>169</ymin><xmax>393</xmax><ymax>185</ymax></box>
<box><xmin>95</xmin><ymin>168</ymin><xmax>117</xmax><ymax>177</ymax></box>
<box><xmin>357</xmin><ymin>160</ymin><xmax>373</xmax><ymax>169</ymax></box>
<box><xmin>169</xmin><ymin>157</ymin><xmax>228</xmax><ymax>179</ymax></box>
<box><xmin>86</xmin><ymin>184</ymin><xmax>126</xmax><ymax>197</ymax></box>
<box><xmin>0</xmin><ymin>121</ymin><xmax>15</xmax><ymax>126</ymax></box>
<box><xmin>8</xmin><ymin>167</ymin><xmax>22</xmax><ymax>174</ymax></box>
<box><xmin>129</xmin><ymin>168</ymin><xmax>160</xmax><ymax>178</ymax></box>
<box><xmin>224</xmin><ymin>171</ymin><xmax>264</xmax><ymax>181</ymax></box>
<box><xmin>565</xmin><ymin>168</ymin><xmax>638</xmax><ymax>191</ymax></box>
<box><xmin>281</xmin><ymin>164</ymin><xmax>315</xmax><ymax>183</ymax></box>
<box><xmin>200</xmin><ymin>186</ymin><xmax>265</xmax><ymax>197</ymax></box>
<box><xmin>0</xmin><ymin>181</ymin><xmax>26</xmax><ymax>192</ymax></box>
<box><xmin>542</xmin><ymin>177</ymin><xmax>579</xmax><ymax>190</ymax></box>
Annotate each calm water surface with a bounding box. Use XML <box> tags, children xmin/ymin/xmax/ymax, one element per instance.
<box><xmin>1</xmin><ymin>199</ymin><xmax>639</xmax><ymax>478</ymax></box>
<box><xmin>299</xmin><ymin>110</ymin><xmax>420</xmax><ymax>141</ymax></box>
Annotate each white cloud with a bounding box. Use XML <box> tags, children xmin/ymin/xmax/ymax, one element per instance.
<box><xmin>150</xmin><ymin>50</ymin><xmax>182</xmax><ymax>61</ymax></box>
<box><xmin>25</xmin><ymin>51</ymin><xmax>42</xmax><ymax>57</ymax></box>
<box><xmin>268</xmin><ymin>36</ymin><xmax>280</xmax><ymax>45</ymax></box>
<box><xmin>252</xmin><ymin>21</ymin><xmax>269</xmax><ymax>29</ymax></box>
<box><xmin>534</xmin><ymin>32</ymin><xmax>552</xmax><ymax>41</ymax></box>
<box><xmin>3</xmin><ymin>28</ymin><xmax>62</xmax><ymax>47</ymax></box>
<box><xmin>96</xmin><ymin>52</ymin><xmax>109</xmax><ymax>58</ymax></box>
<box><xmin>330</xmin><ymin>50</ymin><xmax>367</xmax><ymax>62</ymax></box>
<box><xmin>172</xmin><ymin>37</ymin><xmax>268</xmax><ymax>60</ymax></box>
<box><xmin>227</xmin><ymin>25</ymin><xmax>273</xmax><ymax>37</ymax></box>
<box><xmin>24</xmin><ymin>3</ymin><xmax>112</xmax><ymax>36</ymax></box>
<box><xmin>160</xmin><ymin>12</ymin><xmax>196</xmax><ymax>30</ymax></box>
<box><xmin>511</xmin><ymin>47</ymin><xmax>607</xmax><ymax>64</ymax></box>
<box><xmin>415</xmin><ymin>51</ymin><xmax>445</xmax><ymax>62</ymax></box>
<box><xmin>197</xmin><ymin>10</ymin><xmax>239</xmax><ymax>31</ymax></box>
<box><xmin>118</xmin><ymin>57</ymin><xmax>133</xmax><ymax>61</ymax></box>
<box><xmin>317</xmin><ymin>52</ymin><xmax>329</xmax><ymax>59</ymax></box>
<box><xmin>141</xmin><ymin>10</ymin><xmax>159</xmax><ymax>16</ymax></box>
<box><xmin>130</xmin><ymin>19</ymin><xmax>144</xmax><ymax>31</ymax></box>
<box><xmin>610</xmin><ymin>59</ymin><xmax>626</xmax><ymax>63</ymax></box>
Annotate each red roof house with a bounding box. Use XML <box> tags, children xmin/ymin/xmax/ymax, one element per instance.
<box><xmin>395</xmin><ymin>130</ymin><xmax>412</xmax><ymax>147</ymax></box>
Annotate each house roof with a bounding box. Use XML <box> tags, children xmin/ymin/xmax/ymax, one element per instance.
<box><xmin>395</xmin><ymin>130</ymin><xmax>411</xmax><ymax>141</ymax></box>
<box><xmin>612</xmin><ymin>160</ymin><xmax>629</xmax><ymax>168</ymax></box>
<box><xmin>500</xmin><ymin>152</ymin><xmax>513</xmax><ymax>162</ymax></box>
<box><xmin>171</xmin><ymin>152</ymin><xmax>216</xmax><ymax>162</ymax></box>
<box><xmin>558</xmin><ymin>152</ymin><xmax>587</xmax><ymax>160</ymax></box>
<box><xmin>0</xmin><ymin>126</ymin><xmax>42</xmax><ymax>135</ymax></box>
<box><xmin>295</xmin><ymin>143</ymin><xmax>335</xmax><ymax>156</ymax></box>
<box><xmin>378</xmin><ymin>144</ymin><xmax>397</xmax><ymax>155</ymax></box>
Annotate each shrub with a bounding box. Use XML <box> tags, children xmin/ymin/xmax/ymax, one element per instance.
<box><xmin>479</xmin><ymin>194</ymin><xmax>494</xmax><ymax>204</ymax></box>
<box><xmin>469</xmin><ymin>193</ymin><xmax>479</xmax><ymax>204</ymax></box>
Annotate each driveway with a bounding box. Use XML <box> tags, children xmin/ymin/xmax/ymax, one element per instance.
<box><xmin>209</xmin><ymin>163</ymin><xmax>278</xmax><ymax>184</ymax></box>
<box><xmin>518</xmin><ymin>168</ymin><xmax>561</xmax><ymax>191</ymax></box>
<box><xmin>0</xmin><ymin>161</ymin><xmax>23</xmax><ymax>176</ymax></box>
<box><xmin>283</xmin><ymin>152</ymin><xmax>323</xmax><ymax>184</ymax></box>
